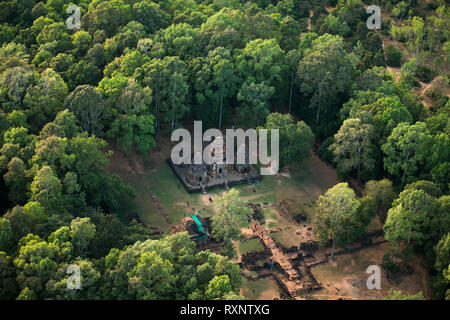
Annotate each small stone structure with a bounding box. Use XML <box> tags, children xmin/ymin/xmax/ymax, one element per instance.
<box><xmin>168</xmin><ymin>136</ymin><xmax>261</xmax><ymax>193</ymax></box>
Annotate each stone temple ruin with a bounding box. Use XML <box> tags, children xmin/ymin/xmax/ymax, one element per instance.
<box><xmin>168</xmin><ymin>136</ymin><xmax>260</xmax><ymax>193</ymax></box>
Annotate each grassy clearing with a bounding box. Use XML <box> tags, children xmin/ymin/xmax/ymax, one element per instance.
<box><xmin>145</xmin><ymin>162</ymin><xmax>214</xmax><ymax>224</ymax></box>
<box><xmin>241</xmin><ymin>277</ymin><xmax>282</xmax><ymax>300</ymax></box>
<box><xmin>263</xmin><ymin>208</ymin><xmax>277</xmax><ymax>221</ymax></box>
<box><xmin>106</xmin><ymin>155</ymin><xmax>172</xmax><ymax>230</ymax></box>
<box><xmin>126</xmin><ymin>174</ymin><xmax>170</xmax><ymax>229</ymax></box>
<box><xmin>271</xmin><ymin>231</ymin><xmax>299</xmax><ymax>249</ymax></box>
<box><xmin>238</xmin><ymin>238</ymin><xmax>265</xmax><ymax>256</ymax></box>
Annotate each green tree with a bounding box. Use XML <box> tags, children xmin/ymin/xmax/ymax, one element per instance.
<box><xmin>30</xmin><ymin>165</ymin><xmax>63</xmax><ymax>212</ymax></box>
<box><xmin>141</xmin><ymin>58</ymin><xmax>167</xmax><ymax>130</ymax></box>
<box><xmin>385</xmin><ymin>45</ymin><xmax>402</xmax><ymax>67</ymax></box>
<box><xmin>205</xmin><ymin>275</ymin><xmax>235</xmax><ymax>300</ymax></box>
<box><xmin>279</xmin><ymin>16</ymin><xmax>305</xmax><ymax>52</ymax></box>
<box><xmin>3</xmin><ymin>206</ymin><xmax>37</xmax><ymax>245</ymax></box>
<box><xmin>3</xmin><ymin>157</ymin><xmax>28</xmax><ymax>203</ymax></box>
<box><xmin>14</xmin><ymin>234</ymin><xmax>70</xmax><ymax>298</ymax></box>
<box><xmin>0</xmin><ymin>252</ymin><xmax>18</xmax><ymax>299</ymax></box>
<box><xmin>97</xmin><ymin>72</ymin><xmax>129</xmax><ymax>105</ymax></box>
<box><xmin>166</xmin><ymin>69</ymin><xmax>188</xmax><ymax>129</ymax></box>
<box><xmin>208</xmin><ymin>47</ymin><xmax>238</xmax><ymax>129</ymax></box>
<box><xmin>261</xmin><ymin>112</ymin><xmax>314</xmax><ymax>168</ymax></box>
<box><xmin>33</xmin><ymin>136</ymin><xmax>71</xmax><ymax>172</ymax></box>
<box><xmin>36</xmin><ymin>22</ymin><xmax>71</xmax><ymax>53</ymax></box>
<box><xmin>411</xmin><ymin>17</ymin><xmax>425</xmax><ymax>61</ymax></box>
<box><xmin>46</xmin><ymin>258</ymin><xmax>101</xmax><ymax>300</ymax></box>
<box><xmin>153</xmin><ymin>23</ymin><xmax>199</xmax><ymax>59</ymax></box>
<box><xmin>82</xmin><ymin>0</ymin><xmax>132</xmax><ymax>36</ymax></box>
<box><xmin>435</xmin><ymin>233</ymin><xmax>450</xmax><ymax>276</ymax></box>
<box><xmin>364</xmin><ymin>179</ymin><xmax>397</xmax><ymax>221</ymax></box>
<box><xmin>384</xmin><ymin>189</ymin><xmax>435</xmax><ymax>251</ymax></box>
<box><xmin>100</xmin><ymin>232</ymin><xmax>241</xmax><ymax>300</ymax></box>
<box><xmin>107</xmin><ymin>79</ymin><xmax>155</xmax><ymax>156</ymax></box>
<box><xmin>71</xmin><ymin>30</ymin><xmax>92</xmax><ymax>58</ymax></box>
<box><xmin>211</xmin><ymin>189</ymin><xmax>253</xmax><ymax>243</ymax></box>
<box><xmin>66</xmin><ymin>61</ymin><xmax>102</xmax><ymax>90</ymax></box>
<box><xmin>132</xmin><ymin>0</ymin><xmax>169</xmax><ymax>34</ymax></box>
<box><xmin>141</xmin><ymin>56</ymin><xmax>188</xmax><ymax>129</ymax></box>
<box><xmin>0</xmin><ymin>66</ymin><xmax>36</xmax><ymax>111</ymax></box>
<box><xmin>366</xmin><ymin>96</ymin><xmax>413</xmax><ymax>139</ymax></box>
<box><xmin>64</xmin><ymin>85</ymin><xmax>107</xmax><ymax>136</ymax></box>
<box><xmin>314</xmin><ymin>183</ymin><xmax>362</xmax><ymax>260</ymax></box>
<box><xmin>236</xmin><ymin>81</ymin><xmax>274</xmax><ymax>127</ymax></box>
<box><xmin>128</xmin><ymin>251</ymin><xmax>175</xmax><ymax>300</ymax></box>
<box><xmin>86</xmin><ymin>44</ymin><xmax>106</xmax><ymax>68</ymax></box>
<box><xmin>383</xmin><ymin>289</ymin><xmax>425</xmax><ymax>300</ymax></box>
<box><xmin>382</xmin><ymin>122</ymin><xmax>433</xmax><ymax>185</ymax></box>
<box><xmin>53</xmin><ymin>109</ymin><xmax>80</xmax><ymax>139</ymax></box>
<box><xmin>235</xmin><ymin>38</ymin><xmax>286</xmax><ymax>89</ymax></box>
<box><xmin>330</xmin><ymin>118</ymin><xmax>376</xmax><ymax>183</ymax></box>
<box><xmin>404</xmin><ymin>180</ymin><xmax>443</xmax><ymax>198</ymax></box>
<box><xmin>297</xmin><ymin>34</ymin><xmax>355</xmax><ymax>125</ymax></box>
<box><xmin>0</xmin><ymin>218</ymin><xmax>13</xmax><ymax>251</ymax></box>
<box><xmin>70</xmin><ymin>217</ymin><xmax>96</xmax><ymax>256</ymax></box>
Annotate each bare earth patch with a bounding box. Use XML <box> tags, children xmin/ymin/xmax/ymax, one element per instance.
<box><xmin>311</xmin><ymin>242</ymin><xmax>432</xmax><ymax>300</ymax></box>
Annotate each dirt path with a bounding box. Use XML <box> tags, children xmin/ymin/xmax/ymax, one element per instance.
<box><xmin>251</xmin><ymin>222</ymin><xmax>305</xmax><ymax>299</ymax></box>
<box><xmin>420</xmin><ymin>81</ymin><xmax>433</xmax><ymax>96</ymax></box>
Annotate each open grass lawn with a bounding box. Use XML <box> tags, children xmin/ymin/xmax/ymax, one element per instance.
<box><xmin>122</xmin><ymin>173</ymin><xmax>169</xmax><ymax>229</ymax></box>
<box><xmin>271</xmin><ymin>231</ymin><xmax>300</xmax><ymax>249</ymax></box>
<box><xmin>105</xmin><ymin>152</ymin><xmax>171</xmax><ymax>229</ymax></box>
<box><xmin>241</xmin><ymin>277</ymin><xmax>282</xmax><ymax>300</ymax></box>
<box><xmin>238</xmin><ymin>238</ymin><xmax>265</xmax><ymax>256</ymax></box>
<box><xmin>145</xmin><ymin>162</ymin><xmax>214</xmax><ymax>224</ymax></box>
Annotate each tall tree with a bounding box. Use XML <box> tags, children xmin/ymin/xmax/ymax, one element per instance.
<box><xmin>314</xmin><ymin>183</ymin><xmax>362</xmax><ymax>260</ymax></box>
<box><xmin>70</xmin><ymin>217</ymin><xmax>96</xmax><ymax>256</ymax></box>
<box><xmin>3</xmin><ymin>157</ymin><xmax>28</xmax><ymax>204</ymax></box>
<box><xmin>364</xmin><ymin>179</ymin><xmax>397</xmax><ymax>221</ymax></box>
<box><xmin>30</xmin><ymin>166</ymin><xmax>63</xmax><ymax>212</ymax></box>
<box><xmin>23</xmin><ymin>68</ymin><xmax>68</xmax><ymax>131</ymax></box>
<box><xmin>382</xmin><ymin>122</ymin><xmax>433</xmax><ymax>185</ymax></box>
<box><xmin>329</xmin><ymin>118</ymin><xmax>376</xmax><ymax>183</ymax></box>
<box><xmin>107</xmin><ymin>79</ymin><xmax>155</xmax><ymax>156</ymax></box>
<box><xmin>384</xmin><ymin>188</ymin><xmax>435</xmax><ymax>251</ymax></box>
<box><xmin>235</xmin><ymin>38</ymin><xmax>286</xmax><ymax>88</ymax></box>
<box><xmin>63</xmin><ymin>85</ymin><xmax>107</xmax><ymax>136</ymax></box>
<box><xmin>0</xmin><ymin>218</ymin><xmax>13</xmax><ymax>251</ymax></box>
<box><xmin>208</xmin><ymin>47</ymin><xmax>238</xmax><ymax>129</ymax></box>
<box><xmin>211</xmin><ymin>189</ymin><xmax>253</xmax><ymax>243</ymax></box>
<box><xmin>261</xmin><ymin>112</ymin><xmax>314</xmax><ymax>168</ymax></box>
<box><xmin>236</xmin><ymin>81</ymin><xmax>274</xmax><ymax>127</ymax></box>
<box><xmin>142</xmin><ymin>57</ymin><xmax>188</xmax><ymax>129</ymax></box>
<box><xmin>297</xmin><ymin>34</ymin><xmax>355</xmax><ymax>125</ymax></box>
<box><xmin>286</xmin><ymin>49</ymin><xmax>301</xmax><ymax>114</ymax></box>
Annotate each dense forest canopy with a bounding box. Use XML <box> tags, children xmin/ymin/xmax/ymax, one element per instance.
<box><xmin>0</xmin><ymin>0</ymin><xmax>449</xmax><ymax>300</ymax></box>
